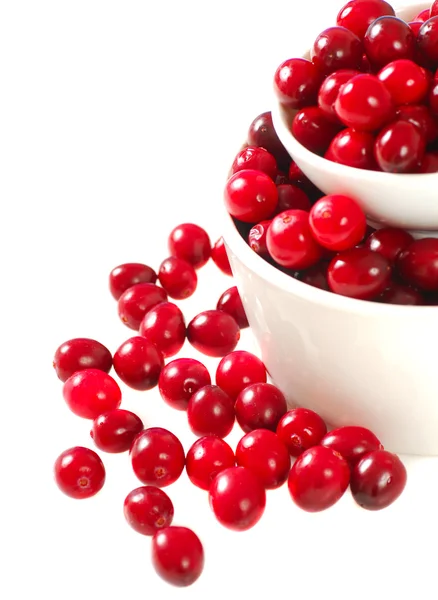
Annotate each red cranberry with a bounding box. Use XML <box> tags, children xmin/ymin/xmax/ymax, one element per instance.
<box><xmin>288</xmin><ymin>161</ymin><xmax>313</xmax><ymax>190</ymax></box>
<box><xmin>309</xmin><ymin>194</ymin><xmax>366</xmax><ymax>251</ymax></box>
<box><xmin>318</xmin><ymin>69</ymin><xmax>360</xmax><ymax>123</ymax></box>
<box><xmin>350</xmin><ymin>450</ymin><xmax>407</xmax><ymax>510</ymax></box>
<box><xmin>158</xmin><ymin>358</ymin><xmax>211</xmax><ymax>411</ymax></box>
<box><xmin>216</xmin><ymin>350</ymin><xmax>267</xmax><ymax>401</ymax></box>
<box><xmin>54</xmin><ymin>446</ymin><xmax>105</xmax><ymax>499</ymax></box>
<box><xmin>187</xmin><ymin>310</ymin><xmax>240</xmax><ymax>357</ymax></box>
<box><xmin>216</xmin><ymin>286</ymin><xmax>249</xmax><ymax>329</ymax></box>
<box><xmin>139</xmin><ymin>302</ymin><xmax>186</xmax><ymax>358</ymax></box>
<box><xmin>236</xmin><ymin>429</ymin><xmax>290</xmax><ymax>489</ymax></box>
<box><xmin>418</xmin><ymin>151</ymin><xmax>438</xmax><ymax>172</ymax></box>
<box><xmin>397</xmin><ymin>238</ymin><xmax>438</xmax><ymax>290</ymax></box>
<box><xmin>378</xmin><ymin>281</ymin><xmax>423</xmax><ymax>304</ymax></box>
<box><xmin>365</xmin><ymin>227</ymin><xmax>414</xmax><ymax>263</ymax></box>
<box><xmin>118</xmin><ymin>283</ymin><xmax>167</xmax><ymax>330</ymax></box>
<box><xmin>53</xmin><ymin>338</ymin><xmax>112</xmax><ymax>382</ymax></box>
<box><xmin>374</xmin><ymin>120</ymin><xmax>425</xmax><ymax>173</ymax></box>
<box><xmin>417</xmin><ymin>17</ymin><xmax>438</xmax><ymax>66</ymax></box>
<box><xmin>396</xmin><ymin>104</ymin><xmax>438</xmax><ymax>144</ymax></box>
<box><xmin>232</xmin><ymin>145</ymin><xmax>278</xmax><ymax>181</ymax></box>
<box><xmin>335</xmin><ymin>74</ymin><xmax>394</xmax><ymax>131</ymax></box>
<box><xmin>364</xmin><ymin>16</ymin><xmax>415</xmax><ymax>69</ymax></box>
<box><xmin>325</xmin><ymin>128</ymin><xmax>377</xmax><ymax>170</ymax></box>
<box><xmin>247</xmin><ymin>111</ymin><xmax>291</xmax><ymax>171</ymax></box>
<box><xmin>276</xmin><ymin>407</ymin><xmax>327</xmax><ymax>457</ymax></box>
<box><xmin>248</xmin><ymin>220</ymin><xmax>271</xmax><ymax>257</ymax></box>
<box><xmin>211</xmin><ymin>237</ymin><xmax>233</xmax><ymax>276</ymax></box>
<box><xmin>63</xmin><ymin>369</ymin><xmax>121</xmax><ymax>419</ymax></box>
<box><xmin>311</xmin><ymin>26</ymin><xmax>363</xmax><ymax>75</ymax></box>
<box><xmin>297</xmin><ymin>262</ymin><xmax>330</xmax><ymax>291</ymax></box>
<box><xmin>186</xmin><ymin>436</ymin><xmax>235</xmax><ymax>490</ymax></box>
<box><xmin>336</xmin><ymin>0</ymin><xmax>395</xmax><ymax>39</ymax></box>
<box><xmin>429</xmin><ymin>81</ymin><xmax>438</xmax><ymax>115</ymax></box>
<box><xmin>267</xmin><ymin>209</ymin><xmax>323</xmax><ymax>270</ymax></box>
<box><xmin>235</xmin><ymin>382</ymin><xmax>287</xmax><ymax>433</ymax></box>
<box><xmin>415</xmin><ymin>8</ymin><xmax>431</xmax><ymax>22</ymax></box>
<box><xmin>288</xmin><ymin>446</ymin><xmax>350</xmax><ymax>512</ymax></box>
<box><xmin>274</xmin><ymin>57</ymin><xmax>322</xmax><ymax>107</ymax></box>
<box><xmin>187</xmin><ymin>385</ymin><xmax>235</xmax><ymax>438</ymax></box>
<box><xmin>130</xmin><ymin>427</ymin><xmax>185</xmax><ymax>487</ymax></box>
<box><xmin>276</xmin><ymin>184</ymin><xmax>312</xmax><ymax>212</ymax></box>
<box><xmin>378</xmin><ymin>59</ymin><xmax>429</xmax><ymax>105</ymax></box>
<box><xmin>124</xmin><ymin>486</ymin><xmax>174</xmax><ymax>535</ymax></box>
<box><xmin>113</xmin><ymin>336</ymin><xmax>164</xmax><ymax>391</ymax></box>
<box><xmin>158</xmin><ymin>257</ymin><xmax>197</xmax><ymax>300</ymax></box>
<box><xmin>408</xmin><ymin>20</ymin><xmax>423</xmax><ymax>36</ymax></box>
<box><xmin>168</xmin><ymin>223</ymin><xmax>211</xmax><ymax>269</ymax></box>
<box><xmin>432</xmin><ymin>1</ymin><xmax>438</xmax><ymax>18</ymax></box>
<box><xmin>90</xmin><ymin>409</ymin><xmax>143</xmax><ymax>453</ymax></box>
<box><xmin>209</xmin><ymin>466</ymin><xmax>266</xmax><ymax>531</ymax></box>
<box><xmin>151</xmin><ymin>527</ymin><xmax>204</xmax><ymax>587</ymax></box>
<box><xmin>109</xmin><ymin>263</ymin><xmax>157</xmax><ymax>300</ymax></box>
<box><xmin>292</xmin><ymin>106</ymin><xmax>341</xmax><ymax>154</ymax></box>
<box><xmin>321</xmin><ymin>426</ymin><xmax>383</xmax><ymax>469</ymax></box>
<box><xmin>328</xmin><ymin>248</ymin><xmax>391</xmax><ymax>300</ymax></box>
<box><xmin>224</xmin><ymin>169</ymin><xmax>278</xmax><ymax>223</ymax></box>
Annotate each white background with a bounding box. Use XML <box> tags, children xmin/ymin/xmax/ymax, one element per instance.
<box><xmin>1</xmin><ymin>1</ymin><xmax>437</xmax><ymax>599</ymax></box>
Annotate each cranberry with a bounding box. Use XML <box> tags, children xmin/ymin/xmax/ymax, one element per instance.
<box><xmin>124</xmin><ymin>486</ymin><xmax>174</xmax><ymax>535</ymax></box>
<box><xmin>139</xmin><ymin>302</ymin><xmax>186</xmax><ymax>358</ymax></box>
<box><xmin>418</xmin><ymin>151</ymin><xmax>438</xmax><ymax>172</ymax></box>
<box><xmin>53</xmin><ymin>338</ymin><xmax>112</xmax><ymax>382</ymax></box>
<box><xmin>417</xmin><ymin>17</ymin><xmax>438</xmax><ymax>66</ymax></box>
<box><xmin>248</xmin><ymin>220</ymin><xmax>271</xmax><ymax>257</ymax></box>
<box><xmin>365</xmin><ymin>227</ymin><xmax>414</xmax><ymax>263</ymax></box>
<box><xmin>118</xmin><ymin>283</ymin><xmax>167</xmax><ymax>330</ymax></box>
<box><xmin>224</xmin><ymin>169</ymin><xmax>278</xmax><ymax>223</ymax></box>
<box><xmin>374</xmin><ymin>120</ymin><xmax>425</xmax><ymax>173</ymax></box>
<box><xmin>113</xmin><ymin>336</ymin><xmax>164</xmax><ymax>391</ymax></box>
<box><xmin>397</xmin><ymin>238</ymin><xmax>438</xmax><ymax>290</ymax></box>
<box><xmin>151</xmin><ymin>527</ymin><xmax>204</xmax><ymax>587</ymax></box>
<box><xmin>267</xmin><ymin>209</ymin><xmax>323</xmax><ymax>270</ymax></box>
<box><xmin>321</xmin><ymin>426</ymin><xmax>383</xmax><ymax>469</ymax></box>
<box><xmin>276</xmin><ymin>184</ymin><xmax>311</xmax><ymax>212</ymax></box>
<box><xmin>130</xmin><ymin>427</ymin><xmax>185</xmax><ymax>487</ymax></box>
<box><xmin>408</xmin><ymin>20</ymin><xmax>423</xmax><ymax>36</ymax></box>
<box><xmin>311</xmin><ymin>26</ymin><xmax>363</xmax><ymax>75</ymax></box>
<box><xmin>378</xmin><ymin>281</ymin><xmax>423</xmax><ymax>304</ymax></box>
<box><xmin>309</xmin><ymin>194</ymin><xmax>366</xmax><ymax>251</ymax></box>
<box><xmin>90</xmin><ymin>409</ymin><xmax>143</xmax><ymax>453</ymax></box>
<box><xmin>187</xmin><ymin>385</ymin><xmax>235</xmax><ymax>438</ymax></box>
<box><xmin>168</xmin><ymin>223</ymin><xmax>211</xmax><ymax>269</ymax></box>
<box><xmin>415</xmin><ymin>8</ymin><xmax>431</xmax><ymax>22</ymax></box>
<box><xmin>336</xmin><ymin>0</ymin><xmax>395</xmax><ymax>39</ymax></box>
<box><xmin>288</xmin><ymin>446</ymin><xmax>350</xmax><ymax>512</ymax></box>
<box><xmin>235</xmin><ymin>382</ymin><xmax>287</xmax><ymax>433</ymax></box>
<box><xmin>274</xmin><ymin>57</ymin><xmax>322</xmax><ymax>107</ymax></box>
<box><xmin>187</xmin><ymin>310</ymin><xmax>240</xmax><ymax>357</ymax></box>
<box><xmin>211</xmin><ymin>237</ymin><xmax>233</xmax><ymax>276</ymax></box>
<box><xmin>232</xmin><ymin>146</ymin><xmax>277</xmax><ymax>180</ymax></box>
<box><xmin>54</xmin><ymin>446</ymin><xmax>105</xmax><ymax>499</ymax></box>
<box><xmin>63</xmin><ymin>369</ymin><xmax>121</xmax><ymax>419</ymax></box>
<box><xmin>209</xmin><ymin>466</ymin><xmax>266</xmax><ymax>531</ymax></box>
<box><xmin>158</xmin><ymin>358</ymin><xmax>211</xmax><ymax>411</ymax></box>
<box><xmin>328</xmin><ymin>248</ymin><xmax>391</xmax><ymax>300</ymax></box>
<box><xmin>276</xmin><ymin>407</ymin><xmax>327</xmax><ymax>457</ymax></box>
<box><xmin>377</xmin><ymin>59</ymin><xmax>429</xmax><ymax>105</ymax></box>
<box><xmin>292</xmin><ymin>106</ymin><xmax>341</xmax><ymax>154</ymax></box>
<box><xmin>186</xmin><ymin>436</ymin><xmax>235</xmax><ymax>490</ymax></box>
<box><xmin>350</xmin><ymin>450</ymin><xmax>407</xmax><ymax>510</ymax></box>
<box><xmin>395</xmin><ymin>104</ymin><xmax>438</xmax><ymax>144</ymax></box>
<box><xmin>364</xmin><ymin>16</ymin><xmax>415</xmax><ymax>69</ymax></box>
<box><xmin>318</xmin><ymin>69</ymin><xmax>360</xmax><ymax>122</ymax></box>
<box><xmin>335</xmin><ymin>74</ymin><xmax>394</xmax><ymax>131</ymax></box>
<box><xmin>288</xmin><ymin>161</ymin><xmax>313</xmax><ymax>189</ymax></box>
<box><xmin>247</xmin><ymin>111</ymin><xmax>291</xmax><ymax>171</ymax></box>
<box><xmin>216</xmin><ymin>286</ymin><xmax>249</xmax><ymax>329</ymax></box>
<box><xmin>432</xmin><ymin>1</ymin><xmax>438</xmax><ymax>18</ymax></box>
<box><xmin>325</xmin><ymin>128</ymin><xmax>377</xmax><ymax>170</ymax></box>
<box><xmin>109</xmin><ymin>263</ymin><xmax>157</xmax><ymax>300</ymax></box>
<box><xmin>158</xmin><ymin>257</ymin><xmax>197</xmax><ymax>300</ymax></box>
<box><xmin>297</xmin><ymin>262</ymin><xmax>330</xmax><ymax>291</ymax></box>
<box><xmin>429</xmin><ymin>81</ymin><xmax>438</xmax><ymax>115</ymax></box>
<box><xmin>236</xmin><ymin>429</ymin><xmax>290</xmax><ymax>489</ymax></box>
<box><xmin>216</xmin><ymin>350</ymin><xmax>267</xmax><ymax>400</ymax></box>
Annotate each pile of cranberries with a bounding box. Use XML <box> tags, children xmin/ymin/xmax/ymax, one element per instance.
<box><xmin>53</xmin><ymin>222</ymin><xmax>407</xmax><ymax>588</ymax></box>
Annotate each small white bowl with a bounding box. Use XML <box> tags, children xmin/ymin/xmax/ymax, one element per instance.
<box><xmin>271</xmin><ymin>2</ymin><xmax>438</xmax><ymax>237</ymax></box>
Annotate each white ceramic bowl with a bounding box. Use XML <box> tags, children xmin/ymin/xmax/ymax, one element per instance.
<box><xmin>271</xmin><ymin>2</ymin><xmax>438</xmax><ymax>237</ymax></box>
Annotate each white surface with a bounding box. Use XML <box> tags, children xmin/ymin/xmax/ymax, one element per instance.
<box><xmin>1</xmin><ymin>1</ymin><xmax>437</xmax><ymax>599</ymax></box>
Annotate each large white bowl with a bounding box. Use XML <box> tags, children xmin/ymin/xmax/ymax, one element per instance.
<box><xmin>271</xmin><ymin>2</ymin><xmax>438</xmax><ymax>237</ymax></box>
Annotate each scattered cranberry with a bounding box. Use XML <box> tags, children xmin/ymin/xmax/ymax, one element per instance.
<box><xmin>158</xmin><ymin>358</ymin><xmax>211</xmax><ymax>411</ymax></box>
<box><xmin>130</xmin><ymin>427</ymin><xmax>185</xmax><ymax>487</ymax></box>
<box><xmin>417</xmin><ymin>16</ymin><xmax>438</xmax><ymax>66</ymax></box>
<box><xmin>292</xmin><ymin>106</ymin><xmax>341</xmax><ymax>154</ymax></box>
<box><xmin>235</xmin><ymin>382</ymin><xmax>287</xmax><ymax>433</ymax></box>
<box><xmin>364</xmin><ymin>16</ymin><xmax>415</xmax><ymax>69</ymax></box>
<box><xmin>274</xmin><ymin>57</ymin><xmax>322</xmax><ymax>107</ymax></box>
<box><xmin>186</xmin><ymin>436</ymin><xmax>235</xmax><ymax>490</ymax></box>
<box><xmin>124</xmin><ymin>486</ymin><xmax>174</xmax><ymax>535</ymax></box>
<box><xmin>158</xmin><ymin>257</ymin><xmax>197</xmax><ymax>300</ymax></box>
<box><xmin>209</xmin><ymin>466</ymin><xmax>266</xmax><ymax>531</ymax></box>
<box><xmin>151</xmin><ymin>527</ymin><xmax>204</xmax><ymax>587</ymax></box>
<box><xmin>374</xmin><ymin>120</ymin><xmax>425</xmax><ymax>173</ymax></box>
<box><xmin>317</xmin><ymin>69</ymin><xmax>360</xmax><ymax>122</ymax></box>
<box><xmin>377</xmin><ymin>281</ymin><xmax>423</xmax><ymax>305</ymax></box>
<box><xmin>321</xmin><ymin>426</ymin><xmax>383</xmax><ymax>469</ymax></box>
<box><xmin>350</xmin><ymin>450</ymin><xmax>407</xmax><ymax>510</ymax></box>
<box><xmin>168</xmin><ymin>223</ymin><xmax>211</xmax><ymax>269</ymax></box>
<box><xmin>109</xmin><ymin>263</ymin><xmax>157</xmax><ymax>300</ymax></box>
<box><xmin>397</xmin><ymin>238</ymin><xmax>438</xmax><ymax>290</ymax></box>
<box><xmin>216</xmin><ymin>286</ymin><xmax>249</xmax><ymax>329</ymax></box>
<box><xmin>297</xmin><ymin>262</ymin><xmax>330</xmax><ymax>291</ymax></box>
<box><xmin>325</xmin><ymin>128</ymin><xmax>377</xmax><ymax>170</ymax></box>
<box><xmin>365</xmin><ymin>227</ymin><xmax>414</xmax><ymax>263</ymax></box>
<box><xmin>377</xmin><ymin>59</ymin><xmax>429</xmax><ymax>105</ymax></box>
<box><xmin>216</xmin><ymin>350</ymin><xmax>267</xmax><ymax>400</ymax></box>
<box><xmin>139</xmin><ymin>302</ymin><xmax>186</xmax><ymax>358</ymax></box>
<box><xmin>276</xmin><ymin>407</ymin><xmax>327</xmax><ymax>457</ymax></box>
<box><xmin>90</xmin><ymin>409</ymin><xmax>143</xmax><ymax>453</ymax></box>
<box><xmin>211</xmin><ymin>237</ymin><xmax>233</xmax><ymax>276</ymax></box>
<box><xmin>336</xmin><ymin>0</ymin><xmax>395</xmax><ymax>39</ymax></box>
<box><xmin>395</xmin><ymin>104</ymin><xmax>438</xmax><ymax>144</ymax></box>
<box><xmin>247</xmin><ymin>111</ymin><xmax>290</xmax><ymax>170</ymax></box>
<box><xmin>187</xmin><ymin>310</ymin><xmax>240</xmax><ymax>357</ymax></box>
<box><xmin>63</xmin><ymin>369</ymin><xmax>121</xmax><ymax>419</ymax></box>
<box><xmin>276</xmin><ymin>184</ymin><xmax>312</xmax><ymax>212</ymax></box>
<box><xmin>53</xmin><ymin>338</ymin><xmax>113</xmax><ymax>382</ymax></box>
<box><xmin>54</xmin><ymin>446</ymin><xmax>105</xmax><ymax>499</ymax></box>
<box><xmin>328</xmin><ymin>248</ymin><xmax>391</xmax><ymax>300</ymax></box>
<box><xmin>118</xmin><ymin>283</ymin><xmax>167</xmax><ymax>330</ymax></box>
<box><xmin>224</xmin><ymin>169</ymin><xmax>278</xmax><ymax>223</ymax></box>
<box><xmin>231</xmin><ymin>146</ymin><xmax>277</xmax><ymax>180</ymax></box>
<box><xmin>236</xmin><ymin>429</ymin><xmax>290</xmax><ymax>489</ymax></box>
<box><xmin>311</xmin><ymin>26</ymin><xmax>363</xmax><ymax>75</ymax></box>
<box><xmin>187</xmin><ymin>385</ymin><xmax>235</xmax><ymax>438</ymax></box>
<box><xmin>415</xmin><ymin>8</ymin><xmax>431</xmax><ymax>22</ymax></box>
<box><xmin>113</xmin><ymin>336</ymin><xmax>164</xmax><ymax>391</ymax></box>
<box><xmin>248</xmin><ymin>220</ymin><xmax>271</xmax><ymax>257</ymax></box>
<box><xmin>309</xmin><ymin>194</ymin><xmax>366</xmax><ymax>251</ymax></box>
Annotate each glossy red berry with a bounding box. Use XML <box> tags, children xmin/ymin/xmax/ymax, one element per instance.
<box><xmin>321</xmin><ymin>426</ymin><xmax>383</xmax><ymax>469</ymax></box>
<box><xmin>415</xmin><ymin>8</ymin><xmax>431</xmax><ymax>22</ymax></box>
<box><xmin>377</xmin><ymin>281</ymin><xmax>423</xmax><ymax>305</ymax></box>
<box><xmin>350</xmin><ymin>450</ymin><xmax>407</xmax><ymax>510</ymax></box>
<box><xmin>276</xmin><ymin>407</ymin><xmax>327</xmax><ymax>457</ymax></box>
<box><xmin>168</xmin><ymin>223</ymin><xmax>211</xmax><ymax>269</ymax></box>
<box><xmin>186</xmin><ymin>436</ymin><xmax>235</xmax><ymax>490</ymax></box>
<box><xmin>309</xmin><ymin>194</ymin><xmax>366</xmax><ymax>251</ymax></box>
<box><xmin>337</xmin><ymin>0</ymin><xmax>395</xmax><ymax>39</ymax></box>
<box><xmin>292</xmin><ymin>106</ymin><xmax>341</xmax><ymax>154</ymax></box>
<box><xmin>396</xmin><ymin>104</ymin><xmax>438</xmax><ymax>144</ymax></box>
<box><xmin>90</xmin><ymin>409</ymin><xmax>143</xmax><ymax>453</ymax></box>
<box><xmin>432</xmin><ymin>1</ymin><xmax>438</xmax><ymax>18</ymax></box>
<box><xmin>429</xmin><ymin>81</ymin><xmax>438</xmax><ymax>116</ymax></box>
<box><xmin>54</xmin><ymin>446</ymin><xmax>105</xmax><ymax>499</ymax></box>
<box><xmin>377</xmin><ymin>59</ymin><xmax>429</xmax><ymax>105</ymax></box>
<box><xmin>187</xmin><ymin>310</ymin><xmax>240</xmax><ymax>357</ymax></box>
<box><xmin>152</xmin><ymin>527</ymin><xmax>204</xmax><ymax>587</ymax></box>
<box><xmin>365</xmin><ymin>227</ymin><xmax>414</xmax><ymax>263</ymax></box>
<box><xmin>248</xmin><ymin>220</ymin><xmax>271</xmax><ymax>257</ymax></box>
<box><xmin>130</xmin><ymin>428</ymin><xmax>185</xmax><ymax>487</ymax></box>
<box><xmin>397</xmin><ymin>238</ymin><xmax>438</xmax><ymax>290</ymax></box>
<box><xmin>288</xmin><ymin>446</ymin><xmax>350</xmax><ymax>512</ymax></box>
<box><xmin>236</xmin><ymin>429</ymin><xmax>290</xmax><ymax>489</ymax></box>
<box><xmin>276</xmin><ymin>184</ymin><xmax>312</xmax><ymax>212</ymax></box>
<box><xmin>374</xmin><ymin>120</ymin><xmax>425</xmax><ymax>173</ymax></box>
<box><xmin>187</xmin><ymin>385</ymin><xmax>235</xmax><ymax>438</ymax></box>
<box><xmin>209</xmin><ymin>466</ymin><xmax>266</xmax><ymax>531</ymax></box>
<box><xmin>224</xmin><ymin>169</ymin><xmax>278</xmax><ymax>223</ymax></box>
<box><xmin>211</xmin><ymin>237</ymin><xmax>233</xmax><ymax>276</ymax></box>
<box><xmin>118</xmin><ymin>283</ymin><xmax>167</xmax><ymax>330</ymax></box>
<box><xmin>325</xmin><ymin>128</ymin><xmax>377</xmax><ymax>170</ymax></box>
<box><xmin>364</xmin><ymin>16</ymin><xmax>416</xmax><ymax>69</ymax></box>
<box><xmin>158</xmin><ymin>257</ymin><xmax>197</xmax><ymax>300</ymax></box>
<box><xmin>328</xmin><ymin>248</ymin><xmax>391</xmax><ymax>300</ymax></box>
<box><xmin>274</xmin><ymin>57</ymin><xmax>322</xmax><ymax>107</ymax></box>
<box><xmin>124</xmin><ymin>486</ymin><xmax>174</xmax><ymax>536</ymax></box>
<box><xmin>139</xmin><ymin>302</ymin><xmax>186</xmax><ymax>358</ymax></box>
<box><xmin>53</xmin><ymin>338</ymin><xmax>113</xmax><ymax>382</ymax></box>
<box><xmin>247</xmin><ymin>111</ymin><xmax>290</xmax><ymax>170</ymax></box>
<box><xmin>216</xmin><ymin>286</ymin><xmax>249</xmax><ymax>330</ymax></box>
<box><xmin>109</xmin><ymin>263</ymin><xmax>157</xmax><ymax>300</ymax></box>
<box><xmin>113</xmin><ymin>336</ymin><xmax>164</xmax><ymax>391</ymax></box>
<box><xmin>417</xmin><ymin>16</ymin><xmax>438</xmax><ymax>65</ymax></box>
<box><xmin>408</xmin><ymin>20</ymin><xmax>423</xmax><ymax>36</ymax></box>
<box><xmin>216</xmin><ymin>350</ymin><xmax>267</xmax><ymax>400</ymax></box>
<box><xmin>235</xmin><ymin>382</ymin><xmax>287</xmax><ymax>433</ymax></box>
<box><xmin>158</xmin><ymin>358</ymin><xmax>211</xmax><ymax>411</ymax></box>
<box><xmin>231</xmin><ymin>146</ymin><xmax>277</xmax><ymax>180</ymax></box>
<box><xmin>311</xmin><ymin>26</ymin><xmax>363</xmax><ymax>75</ymax></box>
<box><xmin>318</xmin><ymin>69</ymin><xmax>360</xmax><ymax>122</ymax></box>
<box><xmin>63</xmin><ymin>369</ymin><xmax>121</xmax><ymax>419</ymax></box>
